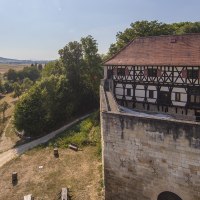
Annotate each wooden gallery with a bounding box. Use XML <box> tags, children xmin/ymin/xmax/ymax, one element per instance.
<box><xmin>104</xmin><ymin>34</ymin><xmax>200</xmax><ymax>121</ymax></box>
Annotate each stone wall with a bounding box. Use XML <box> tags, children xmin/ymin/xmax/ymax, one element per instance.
<box><xmin>101</xmin><ymin>110</ymin><xmax>200</xmax><ymax>200</ymax></box>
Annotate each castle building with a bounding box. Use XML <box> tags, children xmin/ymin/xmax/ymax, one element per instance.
<box><xmin>104</xmin><ymin>34</ymin><xmax>200</xmax><ymax>121</ymax></box>
<box><xmin>100</xmin><ymin>34</ymin><xmax>200</xmax><ymax>200</ymax></box>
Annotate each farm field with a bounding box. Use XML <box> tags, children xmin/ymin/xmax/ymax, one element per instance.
<box><xmin>0</xmin><ymin>64</ymin><xmax>30</xmax><ymax>74</ymax></box>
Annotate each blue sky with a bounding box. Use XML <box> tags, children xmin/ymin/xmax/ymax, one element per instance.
<box><xmin>0</xmin><ymin>0</ymin><xmax>199</xmax><ymax>60</ymax></box>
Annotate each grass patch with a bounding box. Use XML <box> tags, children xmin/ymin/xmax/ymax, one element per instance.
<box><xmin>48</xmin><ymin>111</ymin><xmax>101</xmax><ymax>157</ymax></box>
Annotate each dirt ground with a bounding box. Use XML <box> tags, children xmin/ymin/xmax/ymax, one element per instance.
<box><xmin>0</xmin><ymin>146</ymin><xmax>102</xmax><ymax>200</ymax></box>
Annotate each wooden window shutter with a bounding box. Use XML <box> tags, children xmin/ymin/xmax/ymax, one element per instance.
<box><xmin>125</xmin><ymin>68</ymin><xmax>129</xmax><ymax>76</ymax></box>
<box><xmin>182</xmin><ymin>70</ymin><xmax>187</xmax><ymax>78</ymax></box>
<box><xmin>144</xmin><ymin>69</ymin><xmax>148</xmax><ymax>76</ymax></box>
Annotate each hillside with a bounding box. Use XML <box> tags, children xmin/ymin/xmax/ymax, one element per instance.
<box><xmin>0</xmin><ymin>114</ymin><xmax>102</xmax><ymax>199</ymax></box>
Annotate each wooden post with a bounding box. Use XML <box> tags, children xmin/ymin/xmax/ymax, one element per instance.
<box><xmin>54</xmin><ymin>148</ymin><xmax>59</xmax><ymax>157</ymax></box>
<box><xmin>61</xmin><ymin>188</ymin><xmax>68</xmax><ymax>200</ymax></box>
<box><xmin>24</xmin><ymin>194</ymin><xmax>34</xmax><ymax>200</ymax></box>
<box><xmin>12</xmin><ymin>172</ymin><xmax>18</xmax><ymax>184</ymax></box>
<box><xmin>69</xmin><ymin>144</ymin><xmax>78</xmax><ymax>151</ymax></box>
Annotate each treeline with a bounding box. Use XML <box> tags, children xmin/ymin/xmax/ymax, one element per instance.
<box><xmin>6</xmin><ymin>64</ymin><xmax>41</xmax><ymax>82</ymax></box>
<box><xmin>0</xmin><ymin>64</ymin><xmax>41</xmax><ymax>96</ymax></box>
<box><xmin>14</xmin><ymin>36</ymin><xmax>102</xmax><ymax>137</ymax></box>
<box><xmin>107</xmin><ymin>21</ymin><xmax>200</xmax><ymax>58</ymax></box>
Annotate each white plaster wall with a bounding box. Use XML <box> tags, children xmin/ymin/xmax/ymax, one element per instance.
<box><xmin>135</xmin><ymin>85</ymin><xmax>145</xmax><ymax>102</ymax></box>
<box><xmin>125</xmin><ymin>84</ymin><xmax>132</xmax><ymax>89</ymax></box>
<box><xmin>160</xmin><ymin>87</ymin><xmax>169</xmax><ymax>92</ymax></box>
<box><xmin>171</xmin><ymin>88</ymin><xmax>187</xmax><ymax>107</ymax></box>
<box><xmin>115</xmin><ymin>88</ymin><xmax>123</xmax><ymax>96</ymax></box>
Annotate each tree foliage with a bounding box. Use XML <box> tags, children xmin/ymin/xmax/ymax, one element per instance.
<box><xmin>42</xmin><ymin>61</ymin><xmax>64</xmax><ymax>77</ymax></box>
<box><xmin>22</xmin><ymin>78</ymin><xmax>33</xmax><ymax>91</ymax></box>
<box><xmin>14</xmin><ymin>75</ymin><xmax>74</xmax><ymax>136</ymax></box>
<box><xmin>13</xmin><ymin>82</ymin><xmax>22</xmax><ymax>98</ymax></box>
<box><xmin>5</xmin><ymin>65</ymin><xmax>40</xmax><ymax>83</ymax></box>
<box><xmin>107</xmin><ymin>20</ymin><xmax>200</xmax><ymax>58</ymax></box>
<box><xmin>14</xmin><ymin>35</ymin><xmax>102</xmax><ymax>137</ymax></box>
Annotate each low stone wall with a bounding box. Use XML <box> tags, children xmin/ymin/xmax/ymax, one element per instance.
<box><xmin>101</xmin><ymin>110</ymin><xmax>200</xmax><ymax>200</ymax></box>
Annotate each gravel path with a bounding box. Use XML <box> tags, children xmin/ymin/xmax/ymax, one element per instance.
<box><xmin>0</xmin><ymin>114</ymin><xmax>90</xmax><ymax>168</ymax></box>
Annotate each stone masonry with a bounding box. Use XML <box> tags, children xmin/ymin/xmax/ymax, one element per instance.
<box><xmin>100</xmin><ymin>85</ymin><xmax>200</xmax><ymax>200</ymax></box>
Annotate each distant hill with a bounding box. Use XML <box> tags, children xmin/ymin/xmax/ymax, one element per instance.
<box><xmin>0</xmin><ymin>57</ymin><xmax>50</xmax><ymax>64</ymax></box>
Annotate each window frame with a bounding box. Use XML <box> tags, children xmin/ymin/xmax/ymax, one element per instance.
<box><xmin>191</xmin><ymin>95</ymin><xmax>200</xmax><ymax>103</ymax></box>
<box><xmin>127</xmin><ymin>88</ymin><xmax>131</xmax><ymax>96</ymax></box>
<box><xmin>175</xmin><ymin>92</ymin><xmax>181</xmax><ymax>102</ymax></box>
<box><xmin>149</xmin><ymin>90</ymin><xmax>154</xmax><ymax>99</ymax></box>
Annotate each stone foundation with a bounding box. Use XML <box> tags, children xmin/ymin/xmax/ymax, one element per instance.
<box><xmin>101</xmin><ymin>112</ymin><xmax>200</xmax><ymax>200</ymax></box>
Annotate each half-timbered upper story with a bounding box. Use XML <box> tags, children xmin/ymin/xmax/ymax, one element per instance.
<box><xmin>103</xmin><ymin>34</ymin><xmax>200</xmax><ymax>121</ymax></box>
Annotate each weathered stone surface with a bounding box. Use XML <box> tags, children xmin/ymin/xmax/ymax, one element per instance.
<box><xmin>101</xmin><ymin>111</ymin><xmax>200</xmax><ymax>200</ymax></box>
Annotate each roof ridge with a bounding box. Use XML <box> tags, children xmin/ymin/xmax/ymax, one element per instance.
<box><xmin>103</xmin><ymin>33</ymin><xmax>200</xmax><ymax>66</ymax></box>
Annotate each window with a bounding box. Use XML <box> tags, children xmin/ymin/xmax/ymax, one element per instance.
<box><xmin>191</xmin><ymin>95</ymin><xmax>195</xmax><ymax>103</ymax></box>
<box><xmin>148</xmin><ymin>68</ymin><xmax>157</xmax><ymax>77</ymax></box>
<box><xmin>175</xmin><ymin>92</ymin><xmax>181</xmax><ymax>101</ymax></box>
<box><xmin>117</xmin><ymin>68</ymin><xmax>125</xmax><ymax>76</ymax></box>
<box><xmin>149</xmin><ymin>90</ymin><xmax>154</xmax><ymax>98</ymax></box>
<box><xmin>127</xmin><ymin>88</ymin><xmax>131</xmax><ymax>96</ymax></box>
<box><xmin>187</xmin><ymin>69</ymin><xmax>199</xmax><ymax>79</ymax></box>
<box><xmin>191</xmin><ymin>95</ymin><xmax>200</xmax><ymax>103</ymax></box>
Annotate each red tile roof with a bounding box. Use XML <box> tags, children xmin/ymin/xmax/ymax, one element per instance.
<box><xmin>104</xmin><ymin>34</ymin><xmax>200</xmax><ymax>66</ymax></box>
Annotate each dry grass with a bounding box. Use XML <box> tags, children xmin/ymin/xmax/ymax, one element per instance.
<box><xmin>0</xmin><ymin>93</ymin><xmax>15</xmax><ymax>136</ymax></box>
<box><xmin>0</xmin><ymin>93</ymin><xmax>21</xmax><ymax>152</ymax></box>
<box><xmin>0</xmin><ymin>93</ymin><xmax>16</xmax><ymax>118</ymax></box>
<box><xmin>0</xmin><ymin>146</ymin><xmax>102</xmax><ymax>200</ymax></box>
<box><xmin>0</xmin><ymin>64</ymin><xmax>29</xmax><ymax>74</ymax></box>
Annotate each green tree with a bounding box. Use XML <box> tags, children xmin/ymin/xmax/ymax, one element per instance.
<box><xmin>59</xmin><ymin>41</ymin><xmax>83</xmax><ymax>91</ymax></box>
<box><xmin>13</xmin><ymin>82</ymin><xmax>22</xmax><ymax>97</ymax></box>
<box><xmin>14</xmin><ymin>35</ymin><xmax>103</xmax><ymax>137</ymax></box>
<box><xmin>108</xmin><ymin>20</ymin><xmax>200</xmax><ymax>57</ymax></box>
<box><xmin>22</xmin><ymin>77</ymin><xmax>33</xmax><ymax>91</ymax></box>
<box><xmin>3</xmin><ymin>81</ymin><xmax>13</xmax><ymax>93</ymax></box>
<box><xmin>6</xmin><ymin>69</ymin><xmax>18</xmax><ymax>82</ymax></box>
<box><xmin>14</xmin><ymin>75</ymin><xmax>73</xmax><ymax>137</ymax></box>
<box><xmin>58</xmin><ymin>41</ymin><xmax>84</xmax><ymax>114</ymax></box>
<box><xmin>38</xmin><ymin>64</ymin><xmax>43</xmax><ymax>71</ymax></box>
<box><xmin>81</xmin><ymin>35</ymin><xmax>103</xmax><ymax>104</ymax></box>
<box><xmin>22</xmin><ymin>66</ymin><xmax>40</xmax><ymax>81</ymax></box>
<box><xmin>42</xmin><ymin>61</ymin><xmax>64</xmax><ymax>78</ymax></box>
<box><xmin>14</xmin><ymin>86</ymin><xmax>46</xmax><ymax>136</ymax></box>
